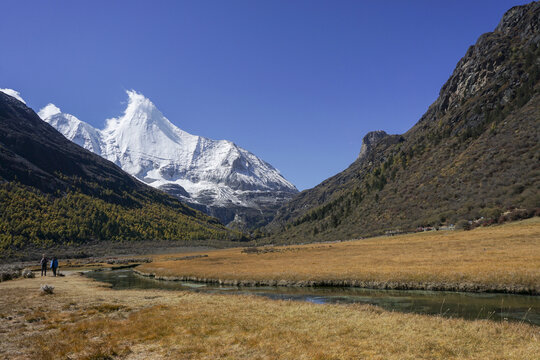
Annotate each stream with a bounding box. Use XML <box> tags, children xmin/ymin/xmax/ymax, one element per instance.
<box><xmin>85</xmin><ymin>269</ymin><xmax>540</xmax><ymax>326</ymax></box>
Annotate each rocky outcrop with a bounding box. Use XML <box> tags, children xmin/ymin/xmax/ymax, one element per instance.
<box><xmin>358</xmin><ymin>131</ymin><xmax>388</xmax><ymax>160</ymax></box>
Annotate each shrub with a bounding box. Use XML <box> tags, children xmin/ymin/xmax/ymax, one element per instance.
<box><xmin>479</xmin><ymin>207</ymin><xmax>502</xmax><ymax>220</ymax></box>
<box><xmin>456</xmin><ymin>219</ymin><xmax>472</xmax><ymax>230</ymax></box>
<box><xmin>40</xmin><ymin>284</ymin><xmax>54</xmax><ymax>295</ymax></box>
<box><xmin>0</xmin><ymin>269</ymin><xmax>21</xmax><ymax>282</ymax></box>
<box><xmin>22</xmin><ymin>269</ymin><xmax>35</xmax><ymax>278</ymax></box>
<box><xmin>105</xmin><ymin>257</ymin><xmax>152</xmax><ymax>265</ymax></box>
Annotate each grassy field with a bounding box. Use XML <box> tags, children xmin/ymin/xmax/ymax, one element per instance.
<box><xmin>0</xmin><ymin>273</ymin><xmax>538</xmax><ymax>359</ymax></box>
<box><xmin>138</xmin><ymin>218</ymin><xmax>540</xmax><ymax>294</ymax></box>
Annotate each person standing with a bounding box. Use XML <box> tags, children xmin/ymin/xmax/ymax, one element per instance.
<box><xmin>40</xmin><ymin>254</ymin><xmax>48</xmax><ymax>277</ymax></box>
<box><xmin>50</xmin><ymin>256</ymin><xmax>59</xmax><ymax>277</ymax></box>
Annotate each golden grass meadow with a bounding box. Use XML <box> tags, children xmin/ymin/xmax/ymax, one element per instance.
<box><xmin>0</xmin><ymin>218</ymin><xmax>539</xmax><ymax>359</ymax></box>
<box><xmin>139</xmin><ymin>217</ymin><xmax>540</xmax><ymax>294</ymax></box>
<box><xmin>0</xmin><ymin>273</ymin><xmax>539</xmax><ymax>360</ymax></box>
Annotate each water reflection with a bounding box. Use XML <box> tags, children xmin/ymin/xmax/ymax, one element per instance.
<box><xmin>85</xmin><ymin>269</ymin><xmax>540</xmax><ymax>325</ymax></box>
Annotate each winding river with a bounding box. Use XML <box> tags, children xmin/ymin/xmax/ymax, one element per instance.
<box><xmin>86</xmin><ymin>269</ymin><xmax>540</xmax><ymax>326</ymax></box>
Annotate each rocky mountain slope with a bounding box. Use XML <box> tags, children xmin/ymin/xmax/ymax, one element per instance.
<box><xmin>40</xmin><ymin>91</ymin><xmax>297</xmax><ymax>229</ymax></box>
<box><xmin>0</xmin><ymin>92</ymin><xmax>241</xmax><ymax>256</ymax></box>
<box><xmin>267</xmin><ymin>2</ymin><xmax>540</xmax><ymax>242</ymax></box>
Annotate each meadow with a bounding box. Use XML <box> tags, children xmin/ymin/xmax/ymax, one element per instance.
<box><xmin>0</xmin><ymin>273</ymin><xmax>538</xmax><ymax>359</ymax></box>
<box><xmin>1</xmin><ymin>218</ymin><xmax>539</xmax><ymax>359</ymax></box>
<box><xmin>138</xmin><ymin>218</ymin><xmax>540</xmax><ymax>294</ymax></box>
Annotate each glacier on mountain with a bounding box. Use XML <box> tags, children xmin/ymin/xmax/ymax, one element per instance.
<box><xmin>39</xmin><ymin>90</ymin><xmax>298</xmax><ymax>228</ymax></box>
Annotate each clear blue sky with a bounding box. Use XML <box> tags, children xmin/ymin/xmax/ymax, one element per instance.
<box><xmin>0</xmin><ymin>0</ymin><xmax>528</xmax><ymax>190</ymax></box>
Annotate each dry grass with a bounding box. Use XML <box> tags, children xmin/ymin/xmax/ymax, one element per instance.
<box><xmin>0</xmin><ymin>219</ymin><xmax>538</xmax><ymax>359</ymax></box>
<box><xmin>139</xmin><ymin>218</ymin><xmax>540</xmax><ymax>293</ymax></box>
<box><xmin>0</xmin><ymin>273</ymin><xmax>538</xmax><ymax>359</ymax></box>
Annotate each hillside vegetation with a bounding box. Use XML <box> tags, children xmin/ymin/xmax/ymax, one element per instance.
<box><xmin>267</xmin><ymin>3</ymin><xmax>540</xmax><ymax>242</ymax></box>
<box><xmin>0</xmin><ymin>182</ymin><xmax>239</xmax><ymax>254</ymax></box>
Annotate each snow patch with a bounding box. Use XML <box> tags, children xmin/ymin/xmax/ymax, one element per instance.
<box><xmin>0</xmin><ymin>88</ymin><xmax>26</xmax><ymax>104</ymax></box>
<box><xmin>38</xmin><ymin>103</ymin><xmax>62</xmax><ymax>119</ymax></box>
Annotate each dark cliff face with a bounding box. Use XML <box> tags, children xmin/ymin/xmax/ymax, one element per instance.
<box><xmin>267</xmin><ymin>2</ymin><xmax>540</xmax><ymax>241</ymax></box>
<box><xmin>419</xmin><ymin>3</ymin><xmax>538</xmax><ymax>121</ymax></box>
<box><xmin>495</xmin><ymin>3</ymin><xmax>540</xmax><ymax>36</ymax></box>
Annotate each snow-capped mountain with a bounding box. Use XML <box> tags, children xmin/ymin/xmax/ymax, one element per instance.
<box><xmin>39</xmin><ymin>104</ymin><xmax>103</xmax><ymax>154</ymax></box>
<box><xmin>40</xmin><ymin>90</ymin><xmax>298</xmax><ymax>228</ymax></box>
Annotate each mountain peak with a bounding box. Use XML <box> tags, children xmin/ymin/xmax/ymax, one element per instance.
<box><xmin>104</xmin><ymin>90</ymin><xmax>180</xmax><ymax>139</ymax></box>
<box><xmin>120</xmin><ymin>90</ymin><xmax>164</xmax><ymax>126</ymax></box>
<box><xmin>126</xmin><ymin>90</ymin><xmax>157</xmax><ymax>113</ymax></box>
<box><xmin>38</xmin><ymin>103</ymin><xmax>62</xmax><ymax>120</ymax></box>
<box><xmin>495</xmin><ymin>2</ymin><xmax>540</xmax><ymax>36</ymax></box>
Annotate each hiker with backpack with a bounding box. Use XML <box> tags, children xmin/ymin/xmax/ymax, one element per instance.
<box><xmin>50</xmin><ymin>256</ymin><xmax>59</xmax><ymax>277</ymax></box>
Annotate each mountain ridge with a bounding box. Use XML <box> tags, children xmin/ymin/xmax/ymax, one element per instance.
<box><xmin>266</xmin><ymin>1</ymin><xmax>540</xmax><ymax>241</ymax></box>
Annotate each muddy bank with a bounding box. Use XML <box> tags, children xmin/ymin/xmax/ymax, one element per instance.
<box><xmin>133</xmin><ymin>269</ymin><xmax>538</xmax><ymax>296</ymax></box>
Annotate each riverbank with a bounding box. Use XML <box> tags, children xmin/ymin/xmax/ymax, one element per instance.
<box><xmin>90</xmin><ymin>268</ymin><xmax>540</xmax><ymax>325</ymax></box>
<box><xmin>137</xmin><ymin>218</ymin><xmax>540</xmax><ymax>295</ymax></box>
<box><xmin>1</xmin><ymin>272</ymin><xmax>538</xmax><ymax>359</ymax></box>
<box><xmin>133</xmin><ymin>269</ymin><xmax>538</xmax><ymax>294</ymax></box>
